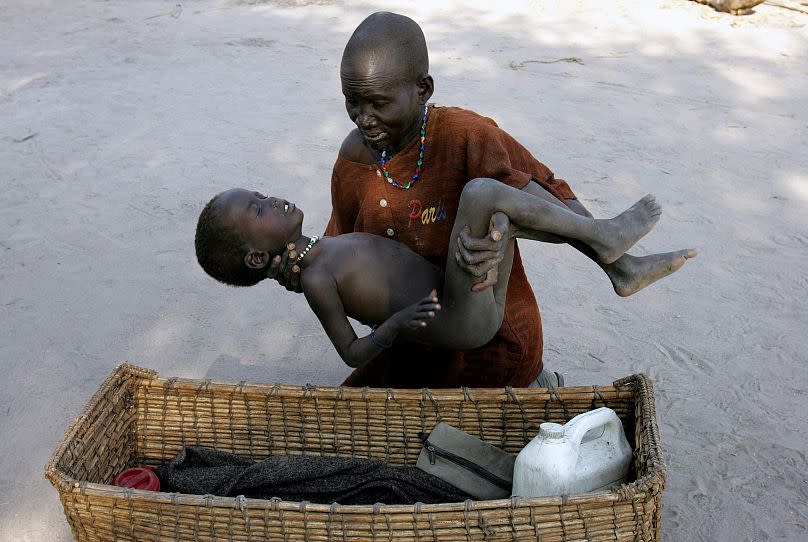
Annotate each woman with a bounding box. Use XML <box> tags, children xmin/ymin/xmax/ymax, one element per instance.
<box><xmin>269</xmin><ymin>12</ymin><xmax>693</xmax><ymax>388</ymax></box>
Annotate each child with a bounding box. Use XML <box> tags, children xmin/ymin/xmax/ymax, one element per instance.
<box><xmin>195</xmin><ymin>179</ymin><xmax>694</xmax><ymax>370</ymax></box>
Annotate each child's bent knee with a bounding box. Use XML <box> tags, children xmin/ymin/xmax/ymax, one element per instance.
<box><xmin>461</xmin><ymin>178</ymin><xmax>500</xmax><ymax>208</ymax></box>
<box><xmin>463</xmin><ymin>177</ymin><xmax>498</xmax><ymax>196</ymax></box>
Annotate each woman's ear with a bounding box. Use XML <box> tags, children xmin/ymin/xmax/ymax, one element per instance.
<box><xmin>244</xmin><ymin>250</ymin><xmax>270</xmax><ymax>269</ymax></box>
<box><xmin>417</xmin><ymin>74</ymin><xmax>434</xmax><ymax>104</ymax></box>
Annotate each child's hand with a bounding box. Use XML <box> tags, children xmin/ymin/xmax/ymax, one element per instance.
<box><xmin>394</xmin><ymin>290</ymin><xmax>441</xmax><ymax>330</ymax></box>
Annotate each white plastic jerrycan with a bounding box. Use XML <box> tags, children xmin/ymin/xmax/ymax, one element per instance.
<box><xmin>511</xmin><ymin>407</ymin><xmax>632</xmax><ymax>498</ymax></box>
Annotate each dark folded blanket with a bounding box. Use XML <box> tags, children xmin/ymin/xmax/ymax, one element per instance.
<box><xmin>157</xmin><ymin>446</ymin><xmax>470</xmax><ymax>505</ymax></box>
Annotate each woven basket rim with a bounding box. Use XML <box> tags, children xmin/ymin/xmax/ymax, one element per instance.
<box><xmin>45</xmin><ymin>363</ymin><xmax>666</xmax><ymax>514</ymax></box>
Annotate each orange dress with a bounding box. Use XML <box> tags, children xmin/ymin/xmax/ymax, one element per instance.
<box><xmin>325</xmin><ymin>106</ymin><xmax>577</xmax><ymax>387</ymax></box>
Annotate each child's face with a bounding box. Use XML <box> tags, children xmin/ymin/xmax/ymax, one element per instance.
<box><xmin>341</xmin><ymin>57</ymin><xmax>425</xmax><ymax>151</ymax></box>
<box><xmin>217</xmin><ymin>188</ymin><xmax>303</xmax><ymax>257</ymax></box>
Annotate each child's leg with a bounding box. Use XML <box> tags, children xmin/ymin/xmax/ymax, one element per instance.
<box><xmin>421</xmin><ymin>189</ymin><xmax>515</xmax><ymax>350</ymax></box>
<box><xmin>520</xmin><ymin>180</ymin><xmax>697</xmax><ymax>297</ymax></box>
<box><xmin>423</xmin><ymin>178</ymin><xmax>660</xmax><ymax>350</ymax></box>
<box><xmin>468</xmin><ymin>178</ymin><xmax>661</xmax><ymax>265</ymax></box>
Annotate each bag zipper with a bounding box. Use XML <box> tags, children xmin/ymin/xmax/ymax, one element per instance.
<box><xmin>418</xmin><ymin>433</ymin><xmax>511</xmax><ymax>490</ymax></box>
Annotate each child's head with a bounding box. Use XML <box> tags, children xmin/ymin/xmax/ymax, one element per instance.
<box><xmin>195</xmin><ymin>188</ymin><xmax>303</xmax><ymax>287</ymax></box>
<box><xmin>340</xmin><ymin>12</ymin><xmax>433</xmax><ymax>151</ymax></box>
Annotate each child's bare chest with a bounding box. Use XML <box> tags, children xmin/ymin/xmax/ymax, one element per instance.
<box><xmin>325</xmin><ymin>233</ymin><xmax>443</xmax><ymax>324</ymax></box>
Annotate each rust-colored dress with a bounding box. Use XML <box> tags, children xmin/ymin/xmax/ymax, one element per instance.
<box><xmin>325</xmin><ymin>106</ymin><xmax>576</xmax><ymax>388</ymax></box>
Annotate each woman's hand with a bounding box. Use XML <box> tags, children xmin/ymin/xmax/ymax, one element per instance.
<box><xmin>391</xmin><ymin>290</ymin><xmax>442</xmax><ymax>330</ymax></box>
<box><xmin>266</xmin><ymin>242</ymin><xmax>303</xmax><ymax>293</ymax></box>
<box><xmin>455</xmin><ymin>212</ymin><xmax>510</xmax><ymax>291</ymax></box>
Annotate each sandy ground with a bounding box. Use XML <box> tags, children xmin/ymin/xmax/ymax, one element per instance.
<box><xmin>2</xmin><ymin>0</ymin><xmax>806</xmax><ymax>540</ymax></box>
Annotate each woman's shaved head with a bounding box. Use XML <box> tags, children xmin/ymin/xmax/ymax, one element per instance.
<box><xmin>341</xmin><ymin>12</ymin><xmax>429</xmax><ymax>84</ymax></box>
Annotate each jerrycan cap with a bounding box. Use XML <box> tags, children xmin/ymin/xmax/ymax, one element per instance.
<box><xmin>539</xmin><ymin>422</ymin><xmax>565</xmax><ymax>441</ymax></box>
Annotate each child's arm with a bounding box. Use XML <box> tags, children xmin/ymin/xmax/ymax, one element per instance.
<box><xmin>303</xmin><ymin>271</ymin><xmax>439</xmax><ymax>368</ymax></box>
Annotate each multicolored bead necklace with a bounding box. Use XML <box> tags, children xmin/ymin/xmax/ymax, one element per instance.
<box><xmin>294</xmin><ymin>236</ymin><xmax>319</xmax><ymax>264</ymax></box>
<box><xmin>377</xmin><ymin>104</ymin><xmax>428</xmax><ymax>190</ymax></box>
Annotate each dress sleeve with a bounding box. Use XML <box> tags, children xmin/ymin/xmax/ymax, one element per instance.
<box><xmin>324</xmin><ymin>161</ymin><xmax>357</xmax><ymax>236</ymax></box>
<box><xmin>464</xmin><ymin>121</ymin><xmax>577</xmax><ymax>202</ymax></box>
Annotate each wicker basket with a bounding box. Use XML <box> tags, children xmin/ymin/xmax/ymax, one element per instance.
<box><xmin>46</xmin><ymin>364</ymin><xmax>666</xmax><ymax>541</ymax></box>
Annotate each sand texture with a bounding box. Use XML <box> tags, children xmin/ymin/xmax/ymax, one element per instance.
<box><xmin>1</xmin><ymin>1</ymin><xmax>806</xmax><ymax>540</ymax></box>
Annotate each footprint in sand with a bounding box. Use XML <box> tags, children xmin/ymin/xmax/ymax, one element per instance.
<box><xmin>653</xmin><ymin>342</ymin><xmax>714</xmax><ymax>376</ymax></box>
<box><xmin>594</xmin><ymin>305</ymin><xmax>617</xmax><ymax>317</ymax></box>
<box><xmin>769</xmin><ymin>233</ymin><xmax>808</xmax><ymax>249</ymax></box>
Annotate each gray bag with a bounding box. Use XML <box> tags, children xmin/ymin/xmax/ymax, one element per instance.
<box><xmin>416</xmin><ymin>422</ymin><xmax>515</xmax><ymax>500</ymax></box>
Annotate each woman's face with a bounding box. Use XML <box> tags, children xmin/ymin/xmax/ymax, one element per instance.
<box><xmin>341</xmin><ymin>56</ymin><xmax>431</xmax><ymax>153</ymax></box>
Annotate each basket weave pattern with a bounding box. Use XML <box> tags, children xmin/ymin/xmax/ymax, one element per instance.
<box><xmin>46</xmin><ymin>364</ymin><xmax>665</xmax><ymax>541</ymax></box>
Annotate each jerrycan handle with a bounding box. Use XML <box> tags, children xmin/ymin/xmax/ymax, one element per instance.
<box><xmin>564</xmin><ymin>407</ymin><xmax>623</xmax><ymax>449</ymax></box>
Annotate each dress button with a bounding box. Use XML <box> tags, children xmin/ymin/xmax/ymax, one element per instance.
<box><xmin>380</xmin><ymin>199</ymin><xmax>388</xmax><ymax>207</ymax></box>
<box><xmin>386</xmin><ymin>228</ymin><xmax>395</xmax><ymax>237</ymax></box>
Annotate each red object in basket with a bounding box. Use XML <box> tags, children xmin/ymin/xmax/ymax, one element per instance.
<box><xmin>113</xmin><ymin>466</ymin><xmax>160</xmax><ymax>491</ymax></box>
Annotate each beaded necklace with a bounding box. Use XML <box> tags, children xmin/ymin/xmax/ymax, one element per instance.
<box><xmin>377</xmin><ymin>104</ymin><xmax>428</xmax><ymax>190</ymax></box>
<box><xmin>294</xmin><ymin>236</ymin><xmax>319</xmax><ymax>264</ymax></box>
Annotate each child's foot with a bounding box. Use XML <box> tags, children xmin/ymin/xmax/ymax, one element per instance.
<box><xmin>591</xmin><ymin>195</ymin><xmax>662</xmax><ymax>264</ymax></box>
<box><xmin>608</xmin><ymin>249</ymin><xmax>698</xmax><ymax>297</ymax></box>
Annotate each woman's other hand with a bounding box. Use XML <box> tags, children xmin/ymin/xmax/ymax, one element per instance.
<box><xmin>455</xmin><ymin>212</ymin><xmax>509</xmax><ymax>291</ymax></box>
<box><xmin>266</xmin><ymin>242</ymin><xmax>303</xmax><ymax>293</ymax></box>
